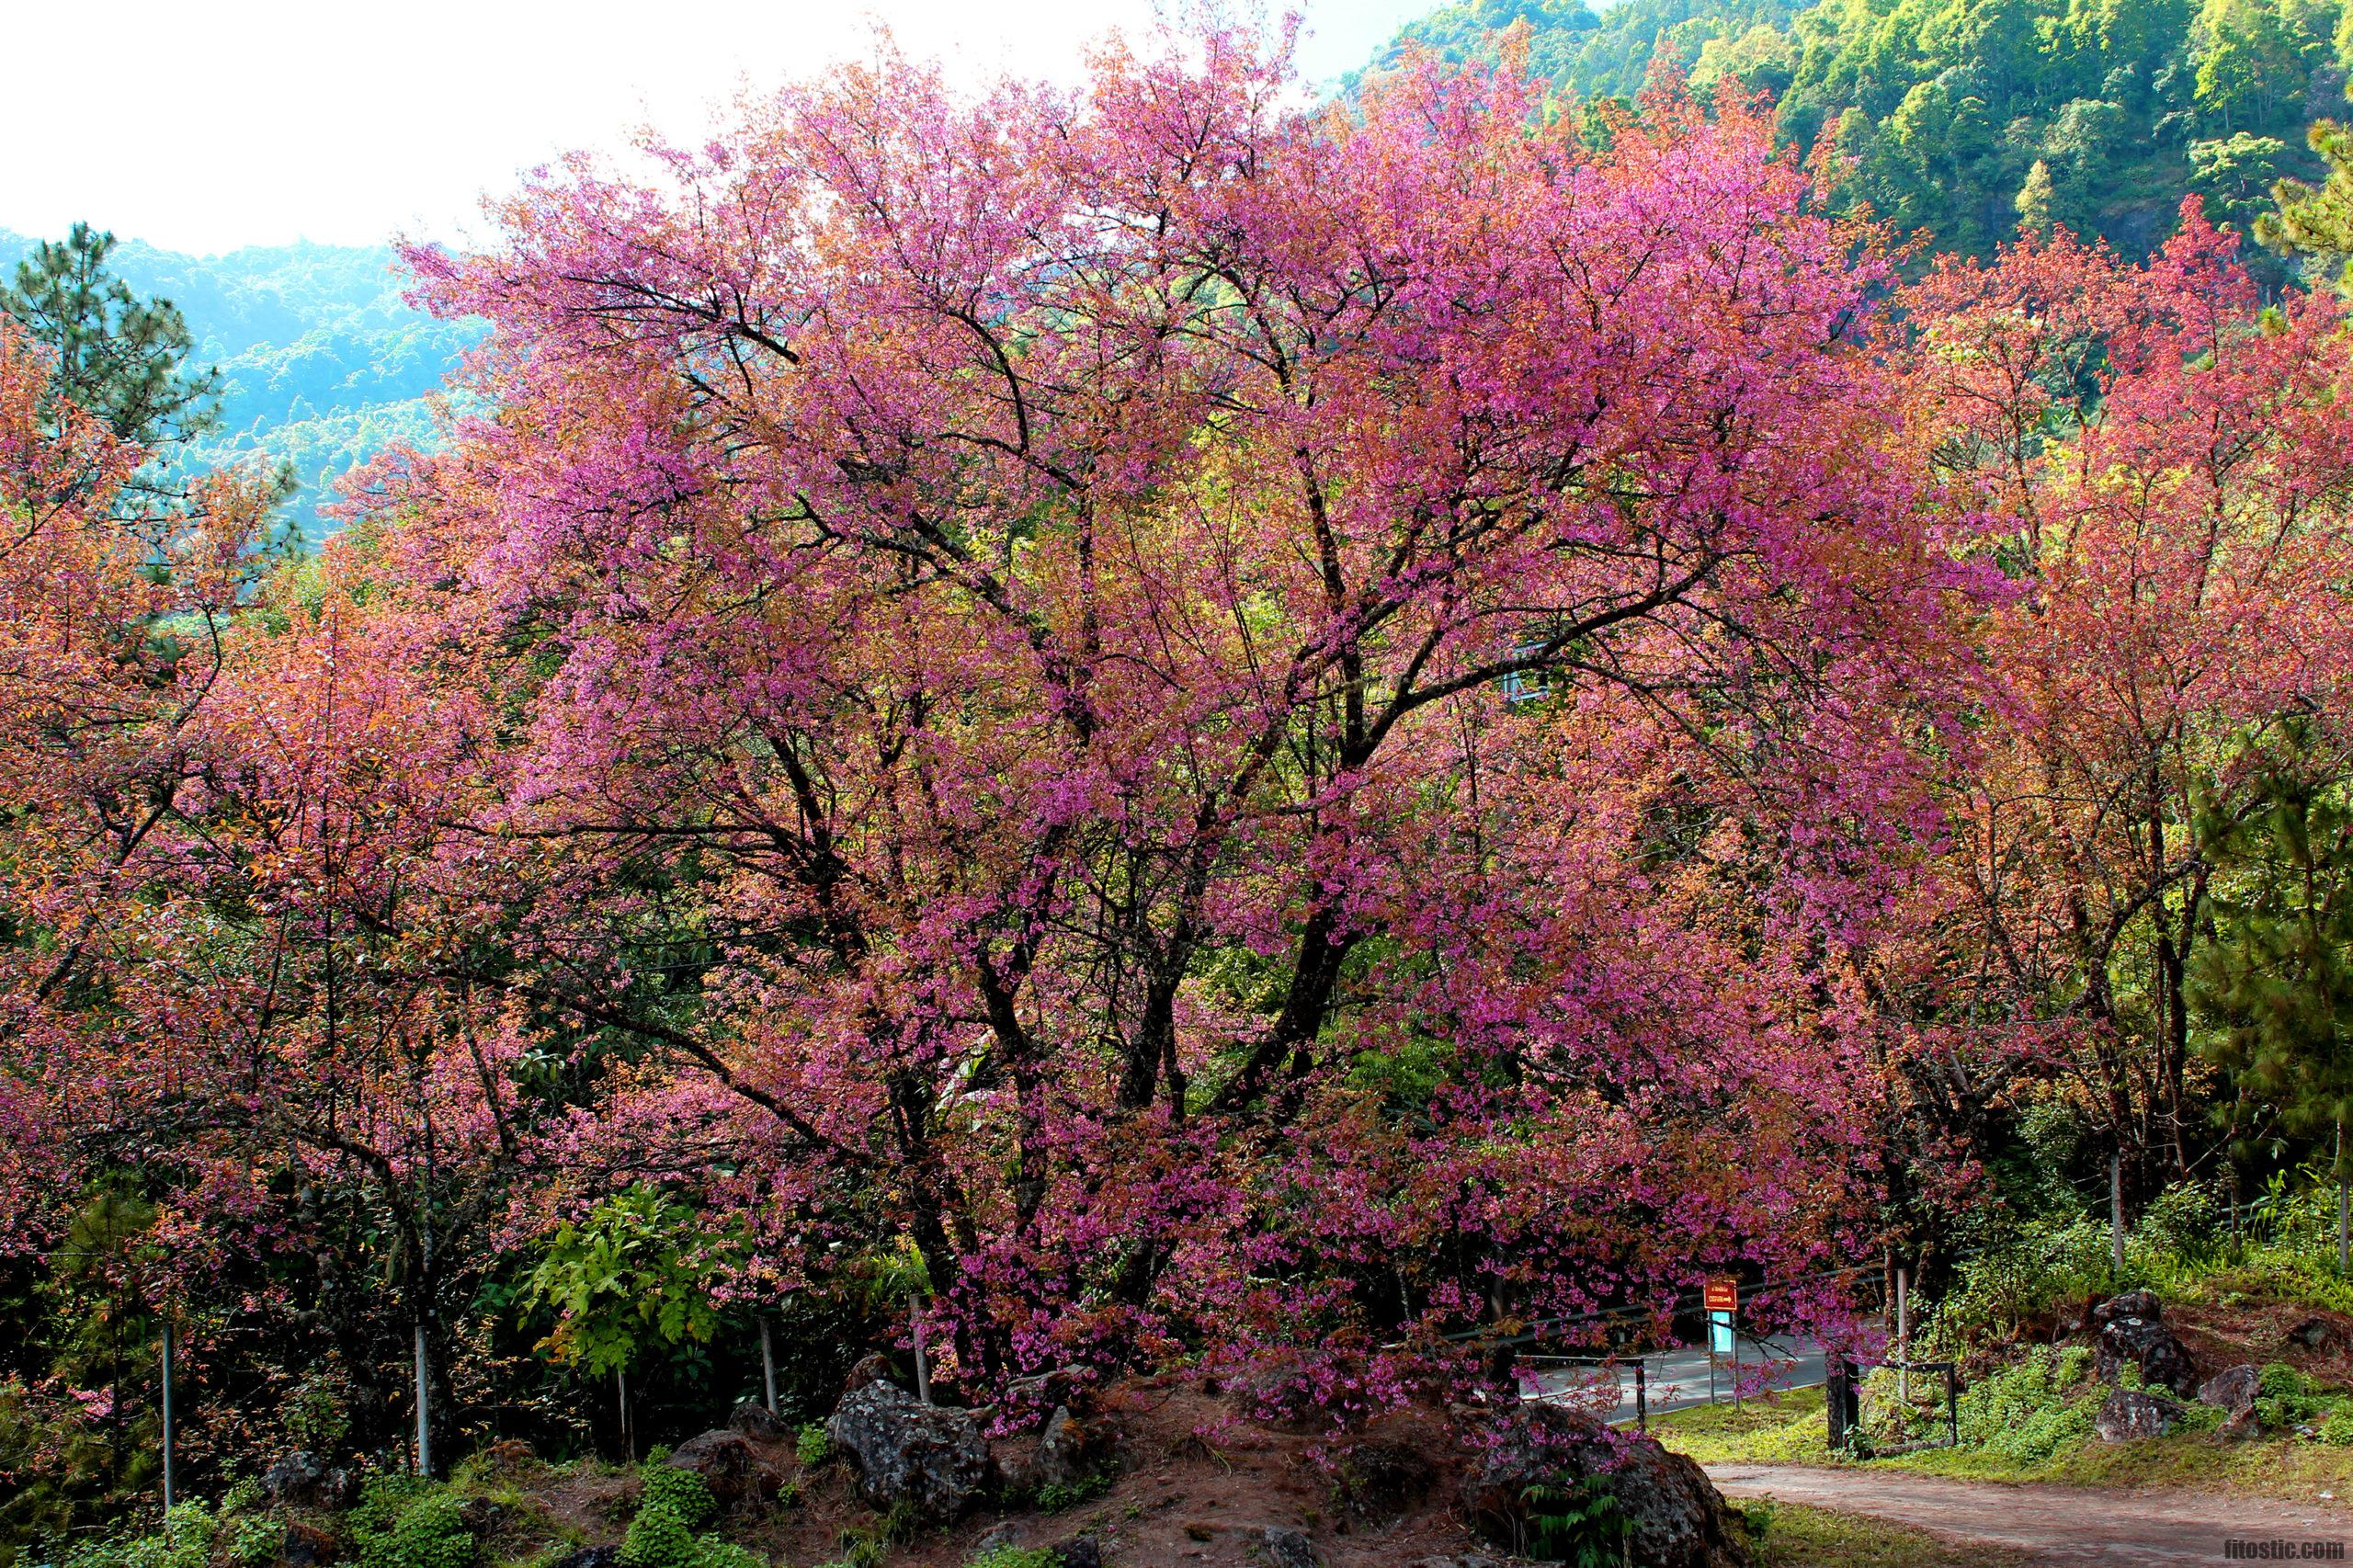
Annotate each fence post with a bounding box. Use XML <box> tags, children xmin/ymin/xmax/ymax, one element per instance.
<box><xmin>1635</xmin><ymin>1359</ymin><xmax>1648</xmax><ymax>1434</ymax></box>
<box><xmin>1945</xmin><ymin>1362</ymin><xmax>1959</xmax><ymax>1450</ymax></box>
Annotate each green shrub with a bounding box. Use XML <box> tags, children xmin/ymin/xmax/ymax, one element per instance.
<box><xmin>619</xmin><ymin>1505</ymin><xmax>699</xmax><ymax>1568</ymax></box>
<box><xmin>637</xmin><ymin>1467</ymin><xmax>717</xmax><ymax>1531</ymax></box>
<box><xmin>794</xmin><ymin>1424</ymin><xmax>833</xmax><ymax>1468</ymax></box>
<box><xmin>351</xmin><ymin>1480</ymin><xmax>478</xmax><ymax>1568</ymax></box>
<box><xmin>1954</xmin><ymin>1346</ymin><xmax>2104</xmax><ymax>1464</ymax></box>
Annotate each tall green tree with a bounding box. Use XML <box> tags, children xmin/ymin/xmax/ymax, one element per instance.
<box><xmin>2260</xmin><ymin>109</ymin><xmax>2353</xmax><ymax>289</ymax></box>
<box><xmin>0</xmin><ymin>223</ymin><xmax>221</xmax><ymax>457</ymax></box>
<box><xmin>2191</xmin><ymin>735</ymin><xmax>2353</xmax><ymax>1271</ymax></box>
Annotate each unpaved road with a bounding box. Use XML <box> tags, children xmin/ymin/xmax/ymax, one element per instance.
<box><xmin>1708</xmin><ymin>1462</ymin><xmax>2352</xmax><ymax>1565</ymax></box>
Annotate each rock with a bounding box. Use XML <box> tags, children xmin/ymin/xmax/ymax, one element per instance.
<box><xmin>972</xmin><ymin>1524</ymin><xmax>1023</xmax><ymax>1557</ymax></box>
<box><xmin>2094</xmin><ymin>1388</ymin><xmax>2185</xmax><ymax>1442</ymax></box>
<box><xmin>1461</xmin><ymin>1403</ymin><xmax>1752</xmax><ymax>1568</ymax></box>
<box><xmin>544</xmin><ymin>1551</ymin><xmax>620</xmax><ymax>1568</ymax></box>
<box><xmin>1052</xmin><ymin>1538</ymin><xmax>1102</xmax><ymax>1568</ymax></box>
<box><xmin>843</xmin><ymin>1352</ymin><xmax>899</xmax><ymax>1396</ymax></box>
<box><xmin>280</xmin><ymin>1523</ymin><xmax>338</xmax><ymax>1568</ymax></box>
<box><xmin>2289</xmin><ymin>1316</ymin><xmax>2346</xmax><ymax>1351</ymax></box>
<box><xmin>2199</xmin><ymin>1363</ymin><xmax>2260</xmax><ymax>1416</ymax></box>
<box><xmin>2090</xmin><ymin>1290</ymin><xmax>2199</xmax><ymax>1396</ymax></box>
<box><xmin>668</xmin><ymin>1428</ymin><xmax>780</xmax><ymax>1508</ymax></box>
<box><xmin>1035</xmin><ymin>1404</ymin><xmax>1110</xmax><ymax>1489</ymax></box>
<box><xmin>1261</xmin><ymin>1527</ymin><xmax>1319</xmax><ymax>1568</ymax></box>
<box><xmin>826</xmin><ymin>1380</ymin><xmax>991</xmax><ymax>1520</ymax></box>
<box><xmin>730</xmin><ymin>1401</ymin><xmax>790</xmax><ymax>1443</ymax></box>
<box><xmin>2219</xmin><ymin>1406</ymin><xmax>2263</xmax><ymax>1442</ymax></box>
<box><xmin>259</xmin><ymin>1451</ymin><xmax>353</xmax><ymax>1510</ymax></box>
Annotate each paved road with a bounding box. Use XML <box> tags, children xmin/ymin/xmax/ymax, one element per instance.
<box><xmin>1522</xmin><ymin>1334</ymin><xmax>1831</xmax><ymax>1421</ymax></box>
<box><xmin>1708</xmin><ymin>1462</ymin><xmax>2353</xmax><ymax>1566</ymax></box>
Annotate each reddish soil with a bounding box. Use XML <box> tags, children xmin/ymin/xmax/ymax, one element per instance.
<box><xmin>533</xmin><ymin>1379</ymin><xmax>1503</xmax><ymax>1568</ymax></box>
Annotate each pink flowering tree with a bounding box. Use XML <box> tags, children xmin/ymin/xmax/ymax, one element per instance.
<box><xmin>344</xmin><ymin>36</ymin><xmax>1983</xmax><ymax>1402</ymax></box>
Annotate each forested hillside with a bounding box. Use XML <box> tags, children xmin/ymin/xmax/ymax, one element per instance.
<box><xmin>0</xmin><ymin>230</ymin><xmax>472</xmax><ymax>540</ymax></box>
<box><xmin>1368</xmin><ymin>0</ymin><xmax>2353</xmax><ymax>263</ymax></box>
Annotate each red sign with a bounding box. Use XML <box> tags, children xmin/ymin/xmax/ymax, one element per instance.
<box><xmin>1703</xmin><ymin>1278</ymin><xmax>1739</xmax><ymax>1312</ymax></box>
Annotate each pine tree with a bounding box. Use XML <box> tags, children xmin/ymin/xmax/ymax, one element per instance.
<box><xmin>0</xmin><ymin>222</ymin><xmax>221</xmax><ymax>457</ymax></box>
<box><xmin>2191</xmin><ymin>730</ymin><xmax>2353</xmax><ymax>1271</ymax></box>
<box><xmin>2259</xmin><ymin>111</ymin><xmax>2353</xmax><ymax>292</ymax></box>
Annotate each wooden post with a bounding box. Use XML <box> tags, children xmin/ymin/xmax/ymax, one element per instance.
<box><xmin>618</xmin><ymin>1367</ymin><xmax>632</xmax><ymax>1463</ymax></box>
<box><xmin>159</xmin><ymin>1321</ymin><xmax>175</xmax><ymax>1511</ymax></box>
<box><xmin>2110</xmin><ymin>1153</ymin><xmax>2126</xmax><ymax>1275</ymax></box>
<box><xmin>761</xmin><ymin>1316</ymin><xmax>779</xmax><ymax>1415</ymax></box>
<box><xmin>1826</xmin><ymin>1355</ymin><xmax>1851</xmax><ymax>1451</ymax></box>
<box><xmin>1634</xmin><ymin>1359</ymin><xmax>1648</xmax><ymax>1434</ymax></box>
<box><xmin>1732</xmin><ymin>1324</ymin><xmax>1741</xmax><ymax>1413</ymax></box>
<box><xmin>1944</xmin><ymin>1362</ymin><xmax>1960</xmax><ymax>1450</ymax></box>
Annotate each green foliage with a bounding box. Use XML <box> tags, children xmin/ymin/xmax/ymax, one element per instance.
<box><xmin>794</xmin><ymin>1424</ymin><xmax>834</xmax><ymax>1468</ymax></box>
<box><xmin>2261</xmin><ymin>112</ymin><xmax>2353</xmax><ymax>290</ymax></box>
<box><xmin>1954</xmin><ymin>1346</ymin><xmax>2104</xmax><ymax>1463</ymax></box>
<box><xmin>0</xmin><ymin>227</ymin><xmax>474</xmax><ymax>540</ymax></box>
<box><xmin>1033</xmin><ymin>1471</ymin><xmax>1116</xmax><ymax>1512</ymax></box>
<box><xmin>350</xmin><ymin>1482</ymin><xmax>479</xmax><ymax>1568</ymax></box>
<box><xmin>1520</xmin><ymin>1475</ymin><xmax>1630</xmax><ymax>1566</ymax></box>
<box><xmin>521</xmin><ymin>1187</ymin><xmax>744</xmax><ymax>1379</ymax></box>
<box><xmin>0</xmin><ymin>223</ymin><xmax>220</xmax><ymax>456</ymax></box>
<box><xmin>965</xmin><ymin>1551</ymin><xmax>1058</xmax><ymax>1568</ymax></box>
<box><xmin>636</xmin><ymin>1467</ymin><xmax>717</xmax><ymax>1532</ymax></box>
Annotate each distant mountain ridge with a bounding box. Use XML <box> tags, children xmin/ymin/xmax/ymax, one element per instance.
<box><xmin>0</xmin><ymin>229</ymin><xmax>476</xmax><ymax>541</ymax></box>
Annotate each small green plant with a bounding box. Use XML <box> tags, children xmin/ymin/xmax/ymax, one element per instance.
<box><xmin>965</xmin><ymin>1550</ymin><xmax>1057</xmax><ymax>1568</ymax></box>
<box><xmin>618</xmin><ymin>1504</ymin><xmax>697</xmax><ymax>1568</ymax></box>
<box><xmin>637</xmin><ymin>1466</ymin><xmax>718</xmax><ymax>1531</ymax></box>
<box><xmin>1952</xmin><ymin>1346</ymin><xmax>2103</xmax><ymax>1464</ymax></box>
<box><xmin>795</xmin><ymin>1423</ymin><xmax>834</xmax><ymax>1468</ymax></box>
<box><xmin>351</xmin><ymin>1486</ymin><xmax>478</xmax><ymax>1568</ymax></box>
<box><xmin>1033</xmin><ymin>1471</ymin><xmax>1115</xmax><ymax>1512</ymax></box>
<box><xmin>1520</xmin><ymin>1475</ymin><xmax>1629</xmax><ymax>1566</ymax></box>
<box><xmin>1738</xmin><ymin>1500</ymin><xmax>1776</xmax><ymax>1542</ymax></box>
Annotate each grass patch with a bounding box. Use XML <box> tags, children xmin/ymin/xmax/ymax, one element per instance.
<box><xmin>1657</xmin><ymin>1381</ymin><xmax>2353</xmax><ymax>1505</ymax></box>
<box><xmin>1746</xmin><ymin>1502</ymin><xmax>2035</xmax><ymax>1567</ymax></box>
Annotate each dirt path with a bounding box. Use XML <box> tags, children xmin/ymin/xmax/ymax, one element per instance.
<box><xmin>1707</xmin><ymin>1462</ymin><xmax>2351</xmax><ymax>1565</ymax></box>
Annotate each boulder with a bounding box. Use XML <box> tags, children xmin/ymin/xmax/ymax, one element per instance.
<box><xmin>730</xmin><ymin>1401</ymin><xmax>790</xmax><ymax>1443</ymax></box>
<box><xmin>1052</xmin><ymin>1539</ymin><xmax>1103</xmax><ymax>1568</ymax></box>
<box><xmin>1461</xmin><ymin>1404</ymin><xmax>1752</xmax><ymax>1568</ymax></box>
<box><xmin>1034</xmin><ymin>1404</ymin><xmax>1111</xmax><ymax>1489</ymax></box>
<box><xmin>2090</xmin><ymin>1290</ymin><xmax>2199</xmax><ymax>1396</ymax></box>
<box><xmin>2199</xmin><ymin>1363</ymin><xmax>2260</xmax><ymax>1417</ymax></box>
<box><xmin>826</xmin><ymin>1380</ymin><xmax>991</xmax><ymax>1520</ymax></box>
<box><xmin>2094</xmin><ymin>1388</ymin><xmax>2185</xmax><ymax>1442</ymax></box>
<box><xmin>1261</xmin><ymin>1527</ymin><xmax>1319</xmax><ymax>1568</ymax></box>
<box><xmin>667</xmin><ymin>1428</ymin><xmax>781</xmax><ymax>1508</ymax></box>
<box><xmin>2220</xmin><ymin>1407</ymin><xmax>2263</xmax><ymax>1442</ymax></box>
<box><xmin>259</xmin><ymin>1451</ymin><xmax>354</xmax><ymax>1510</ymax></box>
<box><xmin>2289</xmin><ymin>1316</ymin><xmax>2347</xmax><ymax>1352</ymax></box>
<box><xmin>1336</xmin><ymin>1436</ymin><xmax>1439</xmax><ymax>1517</ymax></box>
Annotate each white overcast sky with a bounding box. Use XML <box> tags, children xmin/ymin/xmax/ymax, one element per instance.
<box><xmin>3</xmin><ymin>0</ymin><xmax>1427</xmax><ymax>256</ymax></box>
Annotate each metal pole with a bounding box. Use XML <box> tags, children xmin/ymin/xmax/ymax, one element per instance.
<box><xmin>159</xmin><ymin>1321</ymin><xmax>175</xmax><ymax>1511</ymax></box>
<box><xmin>1945</xmin><ymin>1363</ymin><xmax>1959</xmax><ymax>1450</ymax></box>
<box><xmin>1895</xmin><ymin>1267</ymin><xmax>1909</xmax><ymax>1403</ymax></box>
<box><xmin>912</xmin><ymin>1296</ymin><xmax>931</xmax><ymax>1404</ymax></box>
<box><xmin>1634</xmin><ymin>1359</ymin><xmax>1647</xmax><ymax>1434</ymax></box>
<box><xmin>761</xmin><ymin>1316</ymin><xmax>779</xmax><ymax>1414</ymax></box>
<box><xmin>1732</xmin><ymin>1324</ymin><xmax>1741</xmax><ymax>1413</ymax></box>
<box><xmin>2110</xmin><ymin>1152</ymin><xmax>2126</xmax><ymax>1275</ymax></box>
<box><xmin>413</xmin><ymin>1321</ymin><xmax>432</xmax><ymax>1478</ymax></box>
